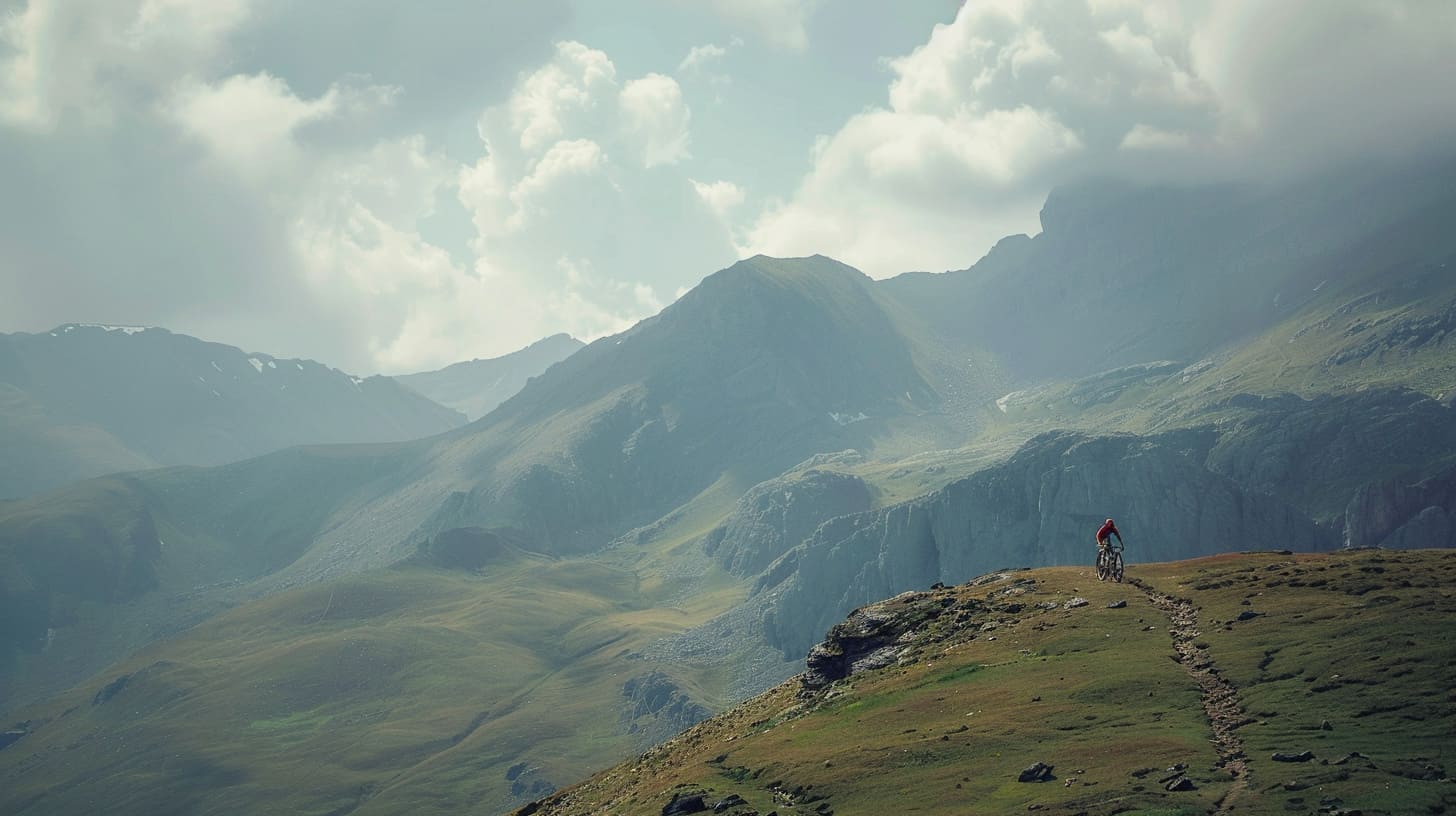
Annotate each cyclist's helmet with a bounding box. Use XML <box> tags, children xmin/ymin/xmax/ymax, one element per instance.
<box><xmin>1106</xmin><ymin>518</ymin><xmax>1114</xmax><ymax>525</ymax></box>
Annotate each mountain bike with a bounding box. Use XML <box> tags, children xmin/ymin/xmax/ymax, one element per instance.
<box><xmin>1096</xmin><ymin>540</ymin><xmax>1125</xmax><ymax>583</ymax></box>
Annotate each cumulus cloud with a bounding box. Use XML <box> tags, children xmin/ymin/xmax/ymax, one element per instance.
<box><xmin>691</xmin><ymin>179</ymin><xmax>746</xmax><ymax>218</ymax></box>
<box><xmin>679</xmin><ymin>42</ymin><xmax>728</xmax><ymax>75</ymax></box>
<box><xmin>440</xmin><ymin>41</ymin><xmax>736</xmax><ymax>369</ymax></box>
<box><xmin>167</xmin><ymin>73</ymin><xmax>399</xmax><ymax>184</ymax></box>
<box><xmin>0</xmin><ymin>0</ymin><xmax>578</xmax><ymax>373</ymax></box>
<box><xmin>746</xmin><ymin>0</ymin><xmax>1456</xmax><ymax>278</ymax></box>
<box><xmin>619</xmin><ymin>74</ymin><xmax>692</xmax><ymax>167</ymax></box>
<box><xmin>0</xmin><ymin>0</ymin><xmax>252</xmax><ymax>129</ymax></box>
<box><xmin>4</xmin><ymin>0</ymin><xmax>1454</xmax><ymax>374</ymax></box>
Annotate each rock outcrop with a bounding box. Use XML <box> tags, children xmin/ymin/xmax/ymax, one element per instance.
<box><xmin>1343</xmin><ymin>463</ymin><xmax>1456</xmax><ymax>549</ymax></box>
<box><xmin>704</xmin><ymin>464</ymin><xmax>872</xmax><ymax>576</ymax></box>
<box><xmin>800</xmin><ymin>589</ymin><xmax>970</xmax><ymax>693</ymax></box>
<box><xmin>621</xmin><ymin>672</ymin><xmax>710</xmax><ymax>748</ymax></box>
<box><xmin>1205</xmin><ymin>389</ymin><xmax>1456</xmax><ymax>520</ymax></box>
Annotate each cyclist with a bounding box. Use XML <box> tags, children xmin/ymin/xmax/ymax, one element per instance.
<box><xmin>1096</xmin><ymin>518</ymin><xmax>1122</xmax><ymax>551</ymax></box>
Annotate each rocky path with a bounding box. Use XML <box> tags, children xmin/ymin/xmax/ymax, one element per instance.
<box><xmin>1133</xmin><ymin>579</ymin><xmax>1251</xmax><ymax>814</ymax></box>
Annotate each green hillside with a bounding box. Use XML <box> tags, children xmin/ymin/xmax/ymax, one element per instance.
<box><xmin>0</xmin><ymin>534</ymin><xmax>760</xmax><ymax>816</ymax></box>
<box><xmin>520</xmin><ymin>549</ymin><xmax>1456</xmax><ymax>816</ymax></box>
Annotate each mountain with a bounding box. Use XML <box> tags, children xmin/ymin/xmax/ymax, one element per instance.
<box><xmin>883</xmin><ymin>158</ymin><xmax>1456</xmax><ymax>385</ymax></box>
<box><xmin>0</xmin><ymin>325</ymin><xmax>466</xmax><ymax>499</ymax></box>
<box><xmin>395</xmin><ymin>333</ymin><xmax>584</xmax><ymax>420</ymax></box>
<box><xmin>515</xmin><ymin>548</ymin><xmax>1456</xmax><ymax>816</ymax></box>
<box><xmin>0</xmin><ymin>254</ymin><xmax>961</xmax><ymax>756</ymax></box>
<box><xmin>1</xmin><ymin>160</ymin><xmax>1455</xmax><ymax>815</ymax></box>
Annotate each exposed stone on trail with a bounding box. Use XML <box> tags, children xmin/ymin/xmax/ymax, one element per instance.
<box><xmin>1165</xmin><ymin>776</ymin><xmax>1196</xmax><ymax>791</ymax></box>
<box><xmin>1018</xmin><ymin>762</ymin><xmax>1055</xmax><ymax>782</ymax></box>
<box><xmin>1157</xmin><ymin>763</ymin><xmax>1187</xmax><ymax>782</ymax></box>
<box><xmin>1137</xmin><ymin>583</ymin><xmax>1251</xmax><ymax>814</ymax></box>
<box><xmin>1106</xmin><ymin>599</ymin><xmax>1127</xmax><ymax>608</ymax></box>
<box><xmin>712</xmin><ymin>793</ymin><xmax>746</xmax><ymax>812</ymax></box>
<box><xmin>1272</xmin><ymin>751</ymin><xmax>1315</xmax><ymax>763</ymax></box>
<box><xmin>1063</xmin><ymin>597</ymin><xmax>1089</xmax><ymax>609</ymax></box>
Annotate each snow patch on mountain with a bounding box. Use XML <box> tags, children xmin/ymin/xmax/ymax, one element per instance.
<box><xmin>995</xmin><ymin>391</ymin><xmax>1028</xmax><ymax>413</ymax></box>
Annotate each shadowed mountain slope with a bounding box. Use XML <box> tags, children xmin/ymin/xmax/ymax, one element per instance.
<box><xmin>0</xmin><ymin>255</ymin><xmax>961</xmax><ymax>714</ymax></box>
<box><xmin>298</xmin><ymin>254</ymin><xmax>960</xmax><ymax>571</ymax></box>
<box><xmin>883</xmin><ymin>159</ymin><xmax>1456</xmax><ymax>385</ymax></box>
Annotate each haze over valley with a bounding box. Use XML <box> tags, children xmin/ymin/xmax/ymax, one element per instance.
<box><xmin>2</xmin><ymin>2</ymin><xmax>1454</xmax><ymax>814</ymax></box>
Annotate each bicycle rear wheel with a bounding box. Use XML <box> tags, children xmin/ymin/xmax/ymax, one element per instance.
<box><xmin>1096</xmin><ymin>549</ymin><xmax>1110</xmax><ymax>581</ymax></box>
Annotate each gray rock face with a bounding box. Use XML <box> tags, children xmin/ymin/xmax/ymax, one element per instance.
<box><xmin>1345</xmin><ymin>464</ymin><xmax>1456</xmax><ymax>549</ymax></box>
<box><xmin>761</xmin><ymin>430</ymin><xmax>1336</xmax><ymax>657</ymax></box>
<box><xmin>621</xmin><ymin>671</ymin><xmax>710</xmax><ymax>747</ymax></box>
<box><xmin>1206</xmin><ymin>390</ymin><xmax>1456</xmax><ymax>520</ymax></box>
<box><xmin>704</xmin><ymin>466</ymin><xmax>873</xmax><ymax>576</ymax></box>
<box><xmin>1379</xmin><ymin>506</ymin><xmax>1453</xmax><ymax>549</ymax></box>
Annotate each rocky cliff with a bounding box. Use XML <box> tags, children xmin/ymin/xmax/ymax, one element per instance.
<box><xmin>1205</xmin><ymin>389</ymin><xmax>1456</xmax><ymax>520</ymax></box>
<box><xmin>703</xmin><ymin>459</ymin><xmax>873</xmax><ymax>576</ymax></box>
<box><xmin>758</xmin><ymin>429</ymin><xmax>1337</xmax><ymax>657</ymax></box>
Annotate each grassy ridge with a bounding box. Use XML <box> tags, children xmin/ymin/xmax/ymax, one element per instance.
<box><xmin>525</xmin><ymin>549</ymin><xmax>1456</xmax><ymax>816</ymax></box>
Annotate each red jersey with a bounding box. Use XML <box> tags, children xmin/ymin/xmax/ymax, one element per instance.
<box><xmin>1096</xmin><ymin>520</ymin><xmax>1120</xmax><ymax>543</ymax></box>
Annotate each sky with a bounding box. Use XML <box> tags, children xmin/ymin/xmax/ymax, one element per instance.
<box><xmin>1</xmin><ymin>0</ymin><xmax>1454</xmax><ymax>374</ymax></box>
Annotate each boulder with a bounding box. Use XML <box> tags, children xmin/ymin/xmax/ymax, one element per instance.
<box><xmin>1165</xmin><ymin>777</ymin><xmax>1196</xmax><ymax>791</ymax></box>
<box><xmin>1018</xmin><ymin>762</ymin><xmax>1055</xmax><ymax>783</ymax></box>
<box><xmin>662</xmin><ymin>791</ymin><xmax>709</xmax><ymax>815</ymax></box>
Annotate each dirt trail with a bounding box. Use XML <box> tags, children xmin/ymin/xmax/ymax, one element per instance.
<box><xmin>1133</xmin><ymin>580</ymin><xmax>1251</xmax><ymax>814</ymax></box>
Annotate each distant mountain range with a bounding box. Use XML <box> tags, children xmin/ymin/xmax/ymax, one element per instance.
<box><xmin>1</xmin><ymin>158</ymin><xmax>1454</xmax><ymax>815</ymax></box>
<box><xmin>0</xmin><ymin>325</ymin><xmax>464</xmax><ymax>498</ymax></box>
<box><xmin>0</xmin><ymin>327</ymin><xmax>587</xmax><ymax>500</ymax></box>
<box><xmin>396</xmin><ymin>333</ymin><xmax>583</xmax><ymax>420</ymax></box>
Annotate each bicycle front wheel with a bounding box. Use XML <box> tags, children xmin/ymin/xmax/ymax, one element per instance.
<box><xmin>1110</xmin><ymin>551</ymin><xmax>1125</xmax><ymax>583</ymax></box>
<box><xmin>1096</xmin><ymin>550</ymin><xmax>1110</xmax><ymax>581</ymax></box>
